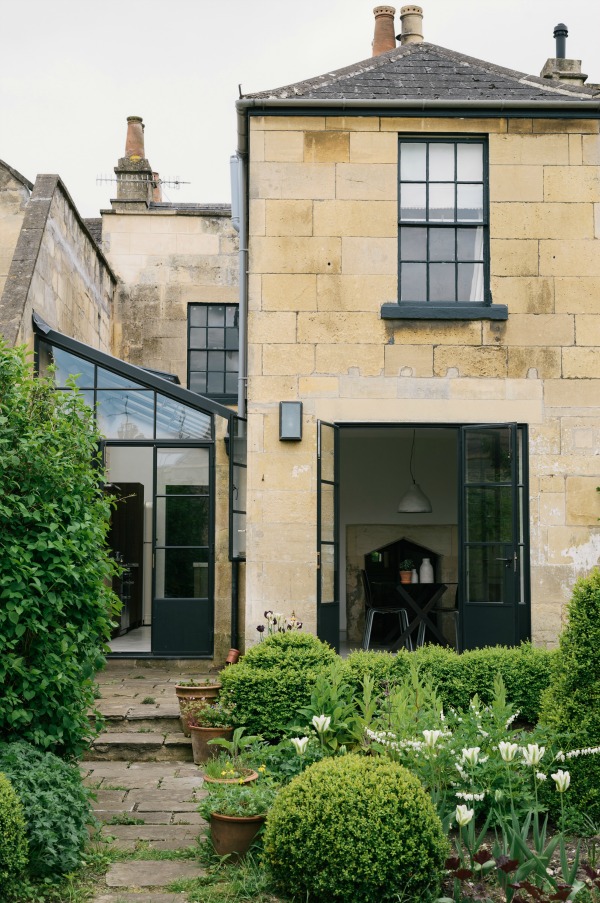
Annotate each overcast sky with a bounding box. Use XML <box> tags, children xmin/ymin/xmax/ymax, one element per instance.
<box><xmin>2</xmin><ymin>0</ymin><xmax>598</xmax><ymax>218</ymax></box>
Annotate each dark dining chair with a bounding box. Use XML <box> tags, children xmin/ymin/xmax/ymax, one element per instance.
<box><xmin>361</xmin><ymin>569</ymin><xmax>412</xmax><ymax>651</ymax></box>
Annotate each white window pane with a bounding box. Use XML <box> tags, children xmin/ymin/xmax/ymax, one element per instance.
<box><xmin>458</xmin><ymin>263</ymin><xmax>484</xmax><ymax>302</ymax></box>
<box><xmin>428</xmin><ymin>184</ymin><xmax>455</xmax><ymax>221</ymax></box>
<box><xmin>429</xmin><ymin>228</ymin><xmax>455</xmax><ymax>261</ymax></box>
<box><xmin>400</xmin><ymin>143</ymin><xmax>426</xmax><ymax>180</ymax></box>
<box><xmin>400</xmin><ymin>184</ymin><xmax>426</xmax><ymax>221</ymax></box>
<box><xmin>400</xmin><ymin>263</ymin><xmax>427</xmax><ymax>301</ymax></box>
<box><xmin>430</xmin><ymin>263</ymin><xmax>456</xmax><ymax>301</ymax></box>
<box><xmin>400</xmin><ymin>227</ymin><xmax>427</xmax><ymax>260</ymax></box>
<box><xmin>457</xmin><ymin>184</ymin><xmax>484</xmax><ymax>222</ymax></box>
<box><xmin>429</xmin><ymin>144</ymin><xmax>454</xmax><ymax>181</ymax></box>
<box><xmin>457</xmin><ymin>143</ymin><xmax>483</xmax><ymax>181</ymax></box>
<box><xmin>457</xmin><ymin>227</ymin><xmax>484</xmax><ymax>261</ymax></box>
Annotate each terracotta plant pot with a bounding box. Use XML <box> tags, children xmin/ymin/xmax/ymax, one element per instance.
<box><xmin>190</xmin><ymin>725</ymin><xmax>233</xmax><ymax>764</ymax></box>
<box><xmin>225</xmin><ymin>648</ymin><xmax>240</xmax><ymax>665</ymax></box>
<box><xmin>203</xmin><ymin>769</ymin><xmax>258</xmax><ymax>786</ymax></box>
<box><xmin>210</xmin><ymin>812</ymin><xmax>265</xmax><ymax>859</ymax></box>
<box><xmin>399</xmin><ymin>570</ymin><xmax>412</xmax><ymax>585</ymax></box>
<box><xmin>175</xmin><ymin>683</ymin><xmax>222</xmax><ymax>737</ymax></box>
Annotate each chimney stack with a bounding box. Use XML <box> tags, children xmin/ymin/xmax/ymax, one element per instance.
<box><xmin>397</xmin><ymin>5</ymin><xmax>424</xmax><ymax>44</ymax></box>
<box><xmin>372</xmin><ymin>6</ymin><xmax>396</xmax><ymax>56</ymax></box>
<box><xmin>540</xmin><ymin>22</ymin><xmax>587</xmax><ymax>85</ymax></box>
<box><xmin>111</xmin><ymin>115</ymin><xmax>154</xmax><ymax>211</ymax></box>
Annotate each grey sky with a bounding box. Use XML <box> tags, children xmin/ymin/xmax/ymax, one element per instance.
<box><xmin>2</xmin><ymin>0</ymin><xmax>598</xmax><ymax>217</ymax></box>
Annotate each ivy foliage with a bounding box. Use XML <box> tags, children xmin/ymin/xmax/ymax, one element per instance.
<box><xmin>0</xmin><ymin>341</ymin><xmax>119</xmax><ymax>758</ymax></box>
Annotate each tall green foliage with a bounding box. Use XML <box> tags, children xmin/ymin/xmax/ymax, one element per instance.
<box><xmin>0</xmin><ymin>341</ymin><xmax>118</xmax><ymax>758</ymax></box>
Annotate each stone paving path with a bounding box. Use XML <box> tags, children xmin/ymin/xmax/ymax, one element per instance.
<box><xmin>84</xmin><ymin>664</ymin><xmax>217</xmax><ymax>901</ymax></box>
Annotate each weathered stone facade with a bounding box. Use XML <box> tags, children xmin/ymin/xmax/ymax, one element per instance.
<box><xmin>244</xmin><ymin>111</ymin><xmax>600</xmax><ymax>648</ymax></box>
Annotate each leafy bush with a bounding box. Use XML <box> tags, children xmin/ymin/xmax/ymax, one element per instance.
<box><xmin>220</xmin><ymin>633</ymin><xmax>336</xmax><ymax>740</ymax></box>
<box><xmin>0</xmin><ymin>342</ymin><xmax>119</xmax><ymax>758</ymax></box>
<box><xmin>0</xmin><ymin>740</ymin><xmax>93</xmax><ymax>876</ymax></box>
<box><xmin>0</xmin><ymin>773</ymin><xmax>28</xmax><ymax>894</ymax></box>
<box><xmin>539</xmin><ymin>568</ymin><xmax>600</xmax><ymax>821</ymax></box>
<box><xmin>263</xmin><ymin>753</ymin><xmax>447</xmax><ymax>902</ymax></box>
<box><xmin>339</xmin><ymin>642</ymin><xmax>554</xmax><ymax>724</ymax></box>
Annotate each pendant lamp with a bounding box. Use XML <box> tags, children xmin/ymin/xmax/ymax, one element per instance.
<box><xmin>397</xmin><ymin>429</ymin><xmax>432</xmax><ymax>514</ymax></box>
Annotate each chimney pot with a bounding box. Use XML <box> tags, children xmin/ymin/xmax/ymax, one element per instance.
<box><xmin>372</xmin><ymin>6</ymin><xmax>396</xmax><ymax>56</ymax></box>
<box><xmin>125</xmin><ymin>115</ymin><xmax>145</xmax><ymax>159</ymax></box>
<box><xmin>397</xmin><ymin>4</ymin><xmax>423</xmax><ymax>44</ymax></box>
<box><xmin>554</xmin><ymin>22</ymin><xmax>568</xmax><ymax>59</ymax></box>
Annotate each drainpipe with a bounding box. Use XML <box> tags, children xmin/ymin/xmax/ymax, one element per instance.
<box><xmin>230</xmin><ymin>153</ymin><xmax>248</xmax><ymax>418</ymax></box>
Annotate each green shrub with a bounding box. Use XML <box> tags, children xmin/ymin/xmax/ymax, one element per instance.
<box><xmin>0</xmin><ymin>773</ymin><xmax>28</xmax><ymax>894</ymax></box>
<box><xmin>263</xmin><ymin>753</ymin><xmax>447</xmax><ymax>902</ymax></box>
<box><xmin>0</xmin><ymin>741</ymin><xmax>93</xmax><ymax>876</ymax></box>
<box><xmin>539</xmin><ymin>568</ymin><xmax>600</xmax><ymax>821</ymax></box>
<box><xmin>339</xmin><ymin>642</ymin><xmax>554</xmax><ymax>723</ymax></box>
<box><xmin>220</xmin><ymin>633</ymin><xmax>336</xmax><ymax>740</ymax></box>
<box><xmin>0</xmin><ymin>342</ymin><xmax>119</xmax><ymax>758</ymax></box>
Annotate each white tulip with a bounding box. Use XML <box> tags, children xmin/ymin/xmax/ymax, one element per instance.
<box><xmin>422</xmin><ymin>729</ymin><xmax>443</xmax><ymax>748</ymax></box>
<box><xmin>551</xmin><ymin>769</ymin><xmax>571</xmax><ymax>793</ymax></box>
<box><xmin>498</xmin><ymin>741</ymin><xmax>519</xmax><ymax>762</ymax></box>
<box><xmin>461</xmin><ymin>747</ymin><xmax>480</xmax><ymax>767</ymax></box>
<box><xmin>290</xmin><ymin>737</ymin><xmax>309</xmax><ymax>756</ymax></box>
<box><xmin>522</xmin><ymin>744</ymin><xmax>545</xmax><ymax>766</ymax></box>
<box><xmin>312</xmin><ymin>714</ymin><xmax>331</xmax><ymax>734</ymax></box>
<box><xmin>455</xmin><ymin>804</ymin><xmax>474</xmax><ymax>827</ymax></box>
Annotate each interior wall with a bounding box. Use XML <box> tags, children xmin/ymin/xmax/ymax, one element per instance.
<box><xmin>339</xmin><ymin>427</ymin><xmax>458</xmax><ymax>637</ymax></box>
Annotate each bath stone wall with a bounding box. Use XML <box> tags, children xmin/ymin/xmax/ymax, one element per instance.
<box><xmin>0</xmin><ymin>162</ymin><xmax>30</xmax><ymax>303</ymax></box>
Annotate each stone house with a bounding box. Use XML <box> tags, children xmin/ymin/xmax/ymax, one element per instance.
<box><xmin>1</xmin><ymin>5</ymin><xmax>600</xmax><ymax>663</ymax></box>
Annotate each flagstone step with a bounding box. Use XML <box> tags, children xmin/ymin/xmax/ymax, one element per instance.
<box><xmin>84</xmin><ymin>731</ymin><xmax>193</xmax><ymax>762</ymax></box>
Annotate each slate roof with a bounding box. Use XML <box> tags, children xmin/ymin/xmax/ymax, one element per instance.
<box><xmin>83</xmin><ymin>218</ymin><xmax>102</xmax><ymax>247</ymax></box>
<box><xmin>245</xmin><ymin>41</ymin><xmax>597</xmax><ymax>103</ymax></box>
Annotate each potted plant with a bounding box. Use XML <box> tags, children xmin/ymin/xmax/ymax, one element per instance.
<box><xmin>182</xmin><ymin>699</ymin><xmax>234</xmax><ymax>764</ymax></box>
<box><xmin>204</xmin><ymin>726</ymin><xmax>262</xmax><ymax>785</ymax></box>
<box><xmin>174</xmin><ymin>677</ymin><xmax>222</xmax><ymax>736</ymax></box>
<box><xmin>399</xmin><ymin>558</ymin><xmax>414</xmax><ymax>584</ymax></box>
<box><xmin>198</xmin><ymin>781</ymin><xmax>278</xmax><ymax>860</ymax></box>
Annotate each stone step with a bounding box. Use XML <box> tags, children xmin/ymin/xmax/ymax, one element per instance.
<box><xmin>104</xmin><ymin>859</ymin><xmax>205</xmax><ymax>889</ymax></box>
<box><xmin>84</xmin><ymin>731</ymin><xmax>193</xmax><ymax>762</ymax></box>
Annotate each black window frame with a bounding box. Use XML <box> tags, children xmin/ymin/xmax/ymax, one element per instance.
<box><xmin>187</xmin><ymin>303</ymin><xmax>239</xmax><ymax>404</ymax></box>
<box><xmin>381</xmin><ymin>135</ymin><xmax>507</xmax><ymax>321</ymax></box>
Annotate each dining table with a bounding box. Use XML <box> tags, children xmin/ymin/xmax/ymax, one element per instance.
<box><xmin>390</xmin><ymin>583</ymin><xmax>448</xmax><ymax>651</ymax></box>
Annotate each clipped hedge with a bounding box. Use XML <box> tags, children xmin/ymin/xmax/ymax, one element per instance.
<box><xmin>264</xmin><ymin>754</ymin><xmax>447</xmax><ymax>902</ymax></box>
<box><xmin>0</xmin><ymin>773</ymin><xmax>28</xmax><ymax>896</ymax></box>
<box><xmin>0</xmin><ymin>741</ymin><xmax>93</xmax><ymax>876</ymax></box>
<box><xmin>339</xmin><ymin>642</ymin><xmax>554</xmax><ymax>724</ymax></box>
<box><xmin>220</xmin><ymin>633</ymin><xmax>336</xmax><ymax>740</ymax></box>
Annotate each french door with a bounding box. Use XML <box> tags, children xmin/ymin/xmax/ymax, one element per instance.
<box><xmin>459</xmin><ymin>424</ymin><xmax>529</xmax><ymax>650</ymax></box>
<box><xmin>316</xmin><ymin>421</ymin><xmax>340</xmax><ymax>651</ymax></box>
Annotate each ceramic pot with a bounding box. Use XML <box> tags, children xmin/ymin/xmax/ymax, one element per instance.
<box><xmin>203</xmin><ymin>769</ymin><xmax>258</xmax><ymax>786</ymax></box>
<box><xmin>175</xmin><ymin>683</ymin><xmax>222</xmax><ymax>737</ymax></box>
<box><xmin>210</xmin><ymin>812</ymin><xmax>265</xmax><ymax>859</ymax></box>
<box><xmin>225</xmin><ymin>648</ymin><xmax>240</xmax><ymax>665</ymax></box>
<box><xmin>190</xmin><ymin>725</ymin><xmax>233</xmax><ymax>764</ymax></box>
<box><xmin>419</xmin><ymin>557</ymin><xmax>434</xmax><ymax>584</ymax></box>
<box><xmin>399</xmin><ymin>570</ymin><xmax>412</xmax><ymax>585</ymax></box>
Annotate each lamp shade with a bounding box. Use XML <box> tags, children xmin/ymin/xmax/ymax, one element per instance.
<box><xmin>397</xmin><ymin>481</ymin><xmax>432</xmax><ymax>514</ymax></box>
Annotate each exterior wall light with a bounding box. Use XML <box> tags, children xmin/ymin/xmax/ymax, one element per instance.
<box><xmin>279</xmin><ymin>401</ymin><xmax>303</xmax><ymax>441</ymax></box>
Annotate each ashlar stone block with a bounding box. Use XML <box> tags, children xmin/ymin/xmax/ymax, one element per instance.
<box><xmin>490</xmin><ymin>203</ymin><xmax>593</xmax><ymax>240</ymax></box>
<box><xmin>434</xmin><ymin>345</ymin><xmax>507</xmax><ymax>378</ymax></box>
<box><xmin>264</xmin><ymin>131</ymin><xmax>304</xmax><ymax>163</ymax></box>
<box><xmin>540</xmin><ymin>240</ymin><xmax>600</xmax><ymax>277</ymax></box>
<box><xmin>490</xmin><ymin>166</ymin><xmax>543</xmax><ymax>202</ymax></box>
<box><xmin>349</xmin><ymin>131</ymin><xmax>397</xmax><ymax>163</ymax></box>
<box><xmin>317</xmin><ymin>343</ymin><xmax>384</xmax><ymax>376</ymax></box>
<box><xmin>489</xmin><ymin>133</ymin><xmax>569</xmax><ymax>165</ymax></box>
<box><xmin>562</xmin><ymin>347</ymin><xmax>600</xmax><ymax>378</ymax></box>
<box><xmin>565</xmin><ymin>477</ymin><xmax>600</xmax><ymax>525</ymax></box>
<box><xmin>384</xmin><ymin>344</ymin><xmax>433</xmax><ymax>377</ymax></box>
<box><xmin>249</xmin><ymin>161</ymin><xmax>335</xmax><ymax>200</ymax></box>
<box><xmin>555</xmin><ymin>277</ymin><xmax>600</xmax><ymax>313</ymax></box>
<box><xmin>490</xmin><ymin>276</ymin><xmax>554</xmax><ymax>314</ymax></box>
<box><xmin>483</xmin><ymin>314</ymin><xmax>574</xmax><ymax>347</ymax></box>
<box><xmin>544</xmin><ymin>167</ymin><xmax>600</xmax><ymax>203</ymax></box>
<box><xmin>507</xmin><ymin>347</ymin><xmax>560</xmax><ymax>378</ymax></box>
<box><xmin>490</xmin><ymin>240</ymin><xmax>539</xmax><ymax>277</ymax></box>
<box><xmin>316</xmin><ymin>274</ymin><xmax>396</xmax><ymax>311</ymax></box>
<box><xmin>265</xmin><ymin>200</ymin><xmax>312</xmax><ymax>237</ymax></box>
<box><xmin>335</xmin><ymin>163</ymin><xmax>396</xmax><ymax>200</ymax></box>
<box><xmin>341</xmin><ymin>237</ymin><xmax>396</xmax><ymax>275</ymax></box>
<box><xmin>251</xmin><ymin>236</ymin><xmax>341</xmax><ymax>275</ymax></box>
<box><xmin>262</xmin><ymin>273</ymin><xmax>316</xmax><ymax>311</ymax></box>
<box><xmin>304</xmin><ymin>131</ymin><xmax>349</xmax><ymax>163</ymax></box>
<box><xmin>313</xmin><ymin>200</ymin><xmax>395</xmax><ymax>237</ymax></box>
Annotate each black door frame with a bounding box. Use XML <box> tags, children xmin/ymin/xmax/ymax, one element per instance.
<box><xmin>316</xmin><ymin>421</ymin><xmax>340</xmax><ymax>651</ymax></box>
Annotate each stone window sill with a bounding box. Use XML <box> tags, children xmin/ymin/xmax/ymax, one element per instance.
<box><xmin>380</xmin><ymin>303</ymin><xmax>508</xmax><ymax>321</ymax></box>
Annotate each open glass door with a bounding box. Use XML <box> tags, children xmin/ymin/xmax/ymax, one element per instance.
<box><xmin>460</xmin><ymin>424</ymin><xmax>529</xmax><ymax>650</ymax></box>
<box><xmin>317</xmin><ymin>421</ymin><xmax>340</xmax><ymax>651</ymax></box>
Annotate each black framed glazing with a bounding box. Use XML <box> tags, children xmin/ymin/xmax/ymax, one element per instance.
<box><xmin>229</xmin><ymin>416</ymin><xmax>247</xmax><ymax>561</ymax></box>
<box><xmin>398</xmin><ymin>137</ymin><xmax>490</xmax><ymax>307</ymax></box>
<box><xmin>188</xmin><ymin>304</ymin><xmax>239</xmax><ymax>404</ymax></box>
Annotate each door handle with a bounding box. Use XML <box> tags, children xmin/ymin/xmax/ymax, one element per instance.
<box><xmin>496</xmin><ymin>553</ymin><xmax>518</xmax><ymax>572</ymax></box>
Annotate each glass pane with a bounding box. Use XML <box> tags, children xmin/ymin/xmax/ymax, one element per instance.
<box><xmin>156</xmin><ymin>396</ymin><xmax>211</xmax><ymax>440</ymax></box>
<box><xmin>458</xmin><ymin>263</ymin><xmax>484</xmax><ymax>303</ymax></box>
<box><xmin>232</xmin><ymin>511</ymin><xmax>246</xmax><ymax>558</ymax></box>
<box><xmin>233</xmin><ymin>464</ymin><xmax>247</xmax><ymax>508</ymax></box>
<box><xmin>457</xmin><ymin>227</ymin><xmax>484</xmax><ymax>261</ymax></box>
<box><xmin>428</xmin><ymin>184</ymin><xmax>455</xmax><ymax>221</ymax></box>
<box><xmin>225</xmin><ymin>372</ymin><xmax>238</xmax><ymax>394</ymax></box>
<box><xmin>465</xmin><ymin>546</ymin><xmax>507</xmax><ymax>604</ymax></box>
<box><xmin>400</xmin><ymin>263</ymin><xmax>426</xmax><ymax>301</ymax></box>
<box><xmin>97</xmin><ymin>367</ymin><xmax>140</xmax><ymax>390</ymax></box>
<box><xmin>207</xmin><ymin>306</ymin><xmax>225</xmax><ymax>326</ymax></box>
<box><xmin>400</xmin><ymin>184</ymin><xmax>426</xmax><ymax>221</ymax></box>
<box><xmin>225</xmin><ymin>350</ymin><xmax>239</xmax><ymax>372</ymax></box>
<box><xmin>207</xmin><ymin>371</ymin><xmax>224</xmax><ymax>395</ymax></box>
<box><xmin>189</xmin><ymin>306</ymin><xmax>207</xmax><ymax>327</ymax></box>
<box><xmin>96</xmin><ymin>390</ymin><xmax>154</xmax><ymax>440</ymax></box>
<box><xmin>207</xmin><ymin>328</ymin><xmax>223</xmax><ymax>349</ymax></box>
<box><xmin>232</xmin><ymin>419</ymin><xmax>247</xmax><ymax>466</ymax></box>
<box><xmin>321</xmin><ymin>484</ymin><xmax>334</xmax><ymax>543</ymax></box>
<box><xmin>465</xmin><ymin>428</ymin><xmax>512</xmax><ymax>483</ymax></box>
<box><xmin>189</xmin><ymin>372</ymin><xmax>207</xmax><ymax>394</ymax></box>
<box><xmin>400</xmin><ymin>143</ymin><xmax>426</xmax><ymax>180</ymax></box>
<box><xmin>189</xmin><ymin>350</ymin><xmax>207</xmax><ymax>370</ymax></box>
<box><xmin>466</xmin><ymin>487</ymin><xmax>513</xmax><ymax>543</ymax></box>
<box><xmin>38</xmin><ymin>343</ymin><xmax>95</xmax><ymax>388</ymax></box>
<box><xmin>189</xmin><ymin>327</ymin><xmax>206</xmax><ymax>349</ymax></box>
<box><xmin>429</xmin><ymin>143</ymin><xmax>455</xmax><ymax>181</ymax></box>
<box><xmin>320</xmin><ymin>544</ymin><xmax>335</xmax><ymax>604</ymax></box>
<box><xmin>156</xmin><ymin>448</ymin><xmax>210</xmax><ymax>495</ymax></box>
<box><xmin>225</xmin><ymin>307</ymin><xmax>237</xmax><ymax>327</ymax></box>
<box><xmin>457</xmin><ymin>184</ymin><xmax>484</xmax><ymax>222</ymax></box>
<box><xmin>225</xmin><ymin>328</ymin><xmax>239</xmax><ymax>350</ymax></box>
<box><xmin>208</xmin><ymin>351</ymin><xmax>225</xmax><ymax>372</ymax></box>
<box><xmin>156</xmin><ymin>496</ymin><xmax>209</xmax><ymax>546</ymax></box>
<box><xmin>430</xmin><ymin>263</ymin><xmax>456</xmax><ymax>302</ymax></box>
<box><xmin>320</xmin><ymin>425</ymin><xmax>335</xmax><ymax>482</ymax></box>
<box><xmin>429</xmin><ymin>228</ymin><xmax>455</xmax><ymax>261</ymax></box>
<box><xmin>457</xmin><ymin>143</ymin><xmax>483</xmax><ymax>181</ymax></box>
<box><xmin>155</xmin><ymin>548</ymin><xmax>208</xmax><ymax>598</ymax></box>
<box><xmin>400</xmin><ymin>227</ymin><xmax>427</xmax><ymax>260</ymax></box>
